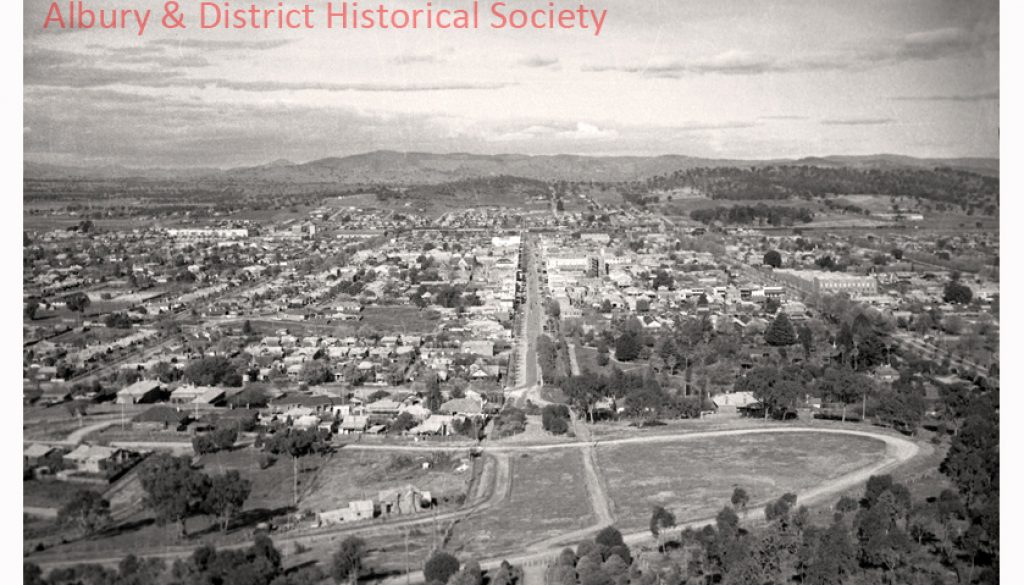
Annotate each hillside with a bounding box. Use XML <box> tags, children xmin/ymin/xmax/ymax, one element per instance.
<box><xmin>24</xmin><ymin>151</ymin><xmax>1000</xmax><ymax>185</ymax></box>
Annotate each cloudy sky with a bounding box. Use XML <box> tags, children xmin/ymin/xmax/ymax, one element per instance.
<box><xmin>24</xmin><ymin>0</ymin><xmax>998</xmax><ymax>167</ymax></box>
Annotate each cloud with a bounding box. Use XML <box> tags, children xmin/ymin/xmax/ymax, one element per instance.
<box><xmin>24</xmin><ymin>86</ymin><xmax>462</xmax><ymax>167</ymax></box>
<box><xmin>148</xmin><ymin>39</ymin><xmax>293</xmax><ymax>51</ymax></box>
<box><xmin>518</xmin><ymin>56</ymin><xmax>559</xmax><ymax>68</ymax></box>
<box><xmin>890</xmin><ymin>90</ymin><xmax>998</xmax><ymax>102</ymax></box>
<box><xmin>392</xmin><ymin>54</ymin><xmax>443</xmax><ymax>65</ymax></box>
<box><xmin>560</xmin><ymin>122</ymin><xmax>618</xmax><ymax>140</ymax></box>
<box><xmin>24</xmin><ymin>47</ymin><xmax>514</xmax><ymax>92</ymax></box>
<box><xmin>487</xmin><ymin>122</ymin><xmax>616</xmax><ymax>142</ymax></box>
<box><xmin>758</xmin><ymin>115</ymin><xmax>808</xmax><ymax>121</ymax></box>
<box><xmin>173</xmin><ymin>79</ymin><xmax>516</xmax><ymax>93</ymax></box>
<box><xmin>584</xmin><ymin>26</ymin><xmax>995</xmax><ymax>77</ymax></box>
<box><xmin>820</xmin><ymin>118</ymin><xmax>895</xmax><ymax>126</ymax></box>
<box><xmin>668</xmin><ymin>121</ymin><xmax>760</xmax><ymax>132</ymax></box>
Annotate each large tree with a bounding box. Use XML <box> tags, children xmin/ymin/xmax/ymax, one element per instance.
<box><xmin>765</xmin><ymin>313</ymin><xmax>797</xmax><ymax>347</ymax></box>
<box><xmin>264</xmin><ymin>428</ymin><xmax>329</xmax><ymax>506</ymax></box>
<box><xmin>204</xmin><ymin>470</ymin><xmax>252</xmax><ymax>532</ymax></box>
<box><xmin>424</xmin><ymin>551</ymin><xmax>460</xmax><ymax>584</ymax></box>
<box><xmin>57</xmin><ymin>490</ymin><xmax>111</xmax><ymax>535</ymax></box>
<box><xmin>65</xmin><ymin>292</ymin><xmax>91</xmax><ymax>317</ymax></box>
<box><xmin>763</xmin><ymin>250</ymin><xmax>782</xmax><ymax>268</ymax></box>
<box><xmin>650</xmin><ymin>505</ymin><xmax>677</xmax><ymax>549</ymax></box>
<box><xmin>331</xmin><ymin>537</ymin><xmax>367</xmax><ymax>585</ymax></box>
<box><xmin>138</xmin><ymin>454</ymin><xmax>211</xmax><ymax>536</ymax></box>
<box><xmin>943</xmin><ymin>280</ymin><xmax>973</xmax><ymax>305</ymax></box>
<box><xmin>614</xmin><ymin>331</ymin><xmax>642</xmax><ymax>362</ymax></box>
<box><xmin>817</xmin><ymin>367</ymin><xmax>869</xmax><ymax>422</ymax></box>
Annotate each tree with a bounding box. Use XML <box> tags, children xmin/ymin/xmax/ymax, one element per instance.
<box><xmin>25</xmin><ymin>299</ymin><xmax>40</xmax><ymax>320</ymax></box>
<box><xmin>265</xmin><ymin>428</ymin><xmax>328</xmax><ymax>506</ymax></box>
<box><xmin>817</xmin><ymin>367</ymin><xmax>867</xmax><ymax>422</ymax></box>
<box><xmin>735</xmin><ymin>366</ymin><xmax>805</xmax><ymax>420</ymax></box>
<box><xmin>448</xmin><ymin>561</ymin><xmax>483</xmax><ymax>585</ymax></box>
<box><xmin>424</xmin><ymin>551</ymin><xmax>460</xmax><ymax>584</ymax></box>
<box><xmin>650</xmin><ymin>505</ymin><xmax>676</xmax><ymax>549</ymax></box>
<box><xmin>389</xmin><ymin>411</ymin><xmax>418</xmax><ymax>434</ymax></box>
<box><xmin>138</xmin><ymin>453</ymin><xmax>211</xmax><ymax>536</ymax></box>
<box><xmin>24</xmin><ymin>564</ymin><xmax>45</xmax><ymax>585</ymax></box>
<box><xmin>763</xmin><ymin>250</ymin><xmax>782</xmax><ymax>268</ymax></box>
<box><xmin>804</xmin><ymin>519</ymin><xmax>857</xmax><ymax>585</ymax></box>
<box><xmin>65</xmin><ymin>292</ymin><xmax>91</xmax><ymax>317</ymax></box>
<box><xmin>65</xmin><ymin>399</ymin><xmax>89</xmax><ymax>426</ymax></box>
<box><xmin>614</xmin><ymin>331</ymin><xmax>642</xmax><ymax>362</ymax></box>
<box><xmin>943</xmin><ymin>281</ymin><xmax>973</xmax><ymax>305</ymax></box>
<box><xmin>57</xmin><ymin>490</ymin><xmax>111</xmax><ymax>535</ymax></box>
<box><xmin>765</xmin><ymin>313</ymin><xmax>797</xmax><ymax>347</ymax></box>
<box><xmin>595</xmin><ymin>526</ymin><xmax>626</xmax><ymax>549</ymax></box>
<box><xmin>204</xmin><ymin>470</ymin><xmax>252</xmax><ymax>532</ymax></box>
<box><xmin>331</xmin><ymin>537</ymin><xmax>367</xmax><ymax>584</ymax></box>
<box><xmin>731</xmin><ymin>487</ymin><xmax>750</xmax><ymax>514</ymax></box>
<box><xmin>301</xmin><ymin>359</ymin><xmax>333</xmax><ymax>386</ymax></box>
<box><xmin>183</xmin><ymin>356</ymin><xmax>242</xmax><ymax>387</ymax></box>
<box><xmin>797</xmin><ymin>324</ymin><xmax>814</xmax><ymax>358</ymax></box>
<box><xmin>193</xmin><ymin>427</ymin><xmax>239</xmax><ymax>454</ymax></box>
<box><xmin>652</xmin><ymin>269</ymin><xmax>674</xmax><ymax>290</ymax></box>
<box><xmin>764</xmin><ymin>493</ymin><xmax>798</xmax><ymax>524</ymax></box>
<box><xmin>562</xmin><ymin>373</ymin><xmax>607</xmax><ymax>423</ymax></box>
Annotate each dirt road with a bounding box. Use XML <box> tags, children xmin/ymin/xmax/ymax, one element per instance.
<box><xmin>28</xmin><ymin>427</ymin><xmax>920</xmax><ymax>580</ymax></box>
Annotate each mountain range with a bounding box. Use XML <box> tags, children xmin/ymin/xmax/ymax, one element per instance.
<box><xmin>23</xmin><ymin>151</ymin><xmax>1000</xmax><ymax>184</ymax></box>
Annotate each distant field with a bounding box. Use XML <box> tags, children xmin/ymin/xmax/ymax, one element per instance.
<box><xmin>447</xmin><ymin>449</ymin><xmax>595</xmax><ymax>556</ymax></box>
<box><xmin>598</xmin><ymin>431</ymin><xmax>887</xmax><ymax>529</ymax></box>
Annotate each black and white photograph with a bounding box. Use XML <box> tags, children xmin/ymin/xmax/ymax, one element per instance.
<box><xmin>18</xmin><ymin>1</ymin><xmax>1004</xmax><ymax>584</ymax></box>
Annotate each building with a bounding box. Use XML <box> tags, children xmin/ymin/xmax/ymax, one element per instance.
<box><xmin>116</xmin><ymin>379</ymin><xmax>164</xmax><ymax>404</ymax></box>
<box><xmin>773</xmin><ymin>269</ymin><xmax>878</xmax><ymax>297</ymax></box>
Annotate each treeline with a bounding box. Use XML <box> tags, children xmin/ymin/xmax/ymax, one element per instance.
<box><xmin>561</xmin><ymin>369</ymin><xmax>708</xmax><ymax>425</ymax></box>
<box><xmin>545</xmin><ymin>435</ymin><xmax>997</xmax><ymax>585</ymax></box>
<box><xmin>376</xmin><ymin>175</ymin><xmax>549</xmax><ymax>201</ymax></box>
<box><xmin>644</xmin><ymin>165</ymin><xmax>998</xmax><ymax>206</ymax></box>
<box><xmin>689</xmin><ymin>204</ymin><xmax>814</xmax><ymax>226</ymax></box>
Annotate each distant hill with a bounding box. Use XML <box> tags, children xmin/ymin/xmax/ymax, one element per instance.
<box><xmin>24</xmin><ymin>150</ymin><xmax>999</xmax><ymax>184</ymax></box>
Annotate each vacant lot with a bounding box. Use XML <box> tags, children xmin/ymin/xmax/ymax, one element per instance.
<box><xmin>447</xmin><ymin>449</ymin><xmax>595</xmax><ymax>557</ymax></box>
<box><xmin>198</xmin><ymin>446</ymin><xmax>327</xmax><ymax>512</ymax></box>
<box><xmin>301</xmin><ymin>449</ymin><xmax>472</xmax><ymax>515</ymax></box>
<box><xmin>598</xmin><ymin>432</ymin><xmax>887</xmax><ymax>529</ymax></box>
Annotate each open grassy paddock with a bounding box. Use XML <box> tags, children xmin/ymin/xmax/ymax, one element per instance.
<box><xmin>447</xmin><ymin>449</ymin><xmax>595</xmax><ymax>557</ymax></box>
<box><xmin>300</xmin><ymin>449</ymin><xmax>472</xmax><ymax>515</ymax></box>
<box><xmin>597</xmin><ymin>431</ymin><xmax>888</xmax><ymax>530</ymax></box>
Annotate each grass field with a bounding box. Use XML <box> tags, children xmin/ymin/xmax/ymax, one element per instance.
<box><xmin>598</xmin><ymin>431</ymin><xmax>887</xmax><ymax>529</ymax></box>
<box><xmin>300</xmin><ymin>449</ymin><xmax>471</xmax><ymax>514</ymax></box>
<box><xmin>447</xmin><ymin>449</ymin><xmax>595</xmax><ymax>557</ymax></box>
<box><xmin>198</xmin><ymin>447</ymin><xmax>327</xmax><ymax>512</ymax></box>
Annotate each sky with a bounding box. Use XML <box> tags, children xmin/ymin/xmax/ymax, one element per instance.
<box><xmin>24</xmin><ymin>0</ymin><xmax>999</xmax><ymax>167</ymax></box>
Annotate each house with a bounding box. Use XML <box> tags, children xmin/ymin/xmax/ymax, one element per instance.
<box><xmin>24</xmin><ymin>444</ymin><xmax>58</xmax><ymax>466</ymax></box>
<box><xmin>340</xmin><ymin>415</ymin><xmax>369</xmax><ymax>434</ymax></box>
<box><xmin>132</xmin><ymin>405</ymin><xmax>191</xmax><ymax>431</ymax></box>
<box><xmin>461</xmin><ymin>340</ymin><xmax>494</xmax><ymax>357</ymax></box>
<box><xmin>169</xmin><ymin>386</ymin><xmax>208</xmax><ymax>404</ymax></box>
<box><xmin>116</xmin><ymin>379</ymin><xmax>165</xmax><ymax>405</ymax></box>
<box><xmin>409</xmin><ymin>415</ymin><xmax>454</xmax><ymax>435</ymax></box>
<box><xmin>63</xmin><ymin>444</ymin><xmax>133</xmax><ymax>474</ymax></box>
<box><xmin>873</xmin><ymin>365</ymin><xmax>900</xmax><ymax>385</ymax></box>
<box><xmin>439</xmin><ymin>397</ymin><xmax>484</xmax><ymax>416</ymax></box>
<box><xmin>319</xmin><ymin>499</ymin><xmax>375</xmax><ymax>525</ymax></box>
